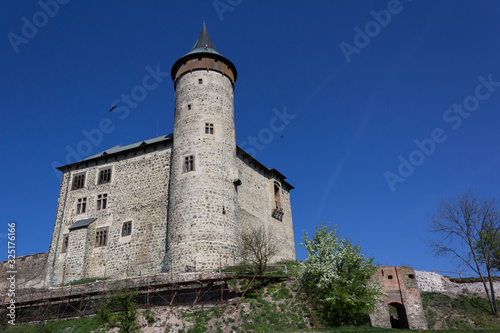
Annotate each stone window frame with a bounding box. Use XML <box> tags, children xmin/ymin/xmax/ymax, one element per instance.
<box><xmin>96</xmin><ymin>193</ymin><xmax>108</xmax><ymax>211</ymax></box>
<box><xmin>95</xmin><ymin>227</ymin><xmax>108</xmax><ymax>247</ymax></box>
<box><xmin>76</xmin><ymin>197</ymin><xmax>87</xmax><ymax>214</ymax></box>
<box><xmin>122</xmin><ymin>221</ymin><xmax>132</xmax><ymax>237</ymax></box>
<box><xmin>62</xmin><ymin>234</ymin><xmax>69</xmax><ymax>253</ymax></box>
<box><xmin>72</xmin><ymin>172</ymin><xmax>86</xmax><ymax>190</ymax></box>
<box><xmin>97</xmin><ymin>167</ymin><xmax>112</xmax><ymax>185</ymax></box>
<box><xmin>183</xmin><ymin>154</ymin><xmax>195</xmax><ymax>173</ymax></box>
<box><xmin>271</xmin><ymin>180</ymin><xmax>284</xmax><ymax>221</ymax></box>
<box><xmin>204</xmin><ymin>122</ymin><xmax>215</xmax><ymax>136</ymax></box>
<box><xmin>273</xmin><ymin>181</ymin><xmax>282</xmax><ymax>210</ymax></box>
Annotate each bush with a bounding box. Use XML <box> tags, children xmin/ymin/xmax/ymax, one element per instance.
<box><xmin>298</xmin><ymin>223</ymin><xmax>381</xmax><ymax>326</ymax></box>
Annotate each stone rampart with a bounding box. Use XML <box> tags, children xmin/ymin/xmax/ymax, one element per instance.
<box><xmin>0</xmin><ymin>252</ymin><xmax>48</xmax><ymax>293</ymax></box>
<box><xmin>415</xmin><ymin>270</ymin><xmax>500</xmax><ymax>295</ymax></box>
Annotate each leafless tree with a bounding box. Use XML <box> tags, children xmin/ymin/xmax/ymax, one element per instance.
<box><xmin>239</xmin><ymin>224</ymin><xmax>278</xmax><ymax>275</ymax></box>
<box><xmin>428</xmin><ymin>189</ymin><xmax>499</xmax><ymax>315</ymax></box>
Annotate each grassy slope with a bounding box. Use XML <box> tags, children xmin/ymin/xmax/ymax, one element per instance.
<box><xmin>421</xmin><ymin>292</ymin><xmax>500</xmax><ymax>331</ymax></box>
<box><xmin>3</xmin><ymin>271</ymin><xmax>500</xmax><ymax>332</ymax></box>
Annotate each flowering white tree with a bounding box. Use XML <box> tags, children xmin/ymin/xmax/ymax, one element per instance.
<box><xmin>298</xmin><ymin>223</ymin><xmax>381</xmax><ymax>325</ymax></box>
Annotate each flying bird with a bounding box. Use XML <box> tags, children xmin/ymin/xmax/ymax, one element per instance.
<box><xmin>109</xmin><ymin>105</ymin><xmax>117</xmax><ymax>112</ymax></box>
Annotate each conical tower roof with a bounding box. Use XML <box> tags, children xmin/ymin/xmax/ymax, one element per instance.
<box><xmin>186</xmin><ymin>23</ymin><xmax>221</xmax><ymax>56</ymax></box>
<box><xmin>171</xmin><ymin>24</ymin><xmax>237</xmax><ymax>84</ymax></box>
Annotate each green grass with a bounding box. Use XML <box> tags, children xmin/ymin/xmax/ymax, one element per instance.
<box><xmin>421</xmin><ymin>292</ymin><xmax>500</xmax><ymax>330</ymax></box>
<box><xmin>2</xmin><ymin>316</ymin><xmax>104</xmax><ymax>333</ymax></box>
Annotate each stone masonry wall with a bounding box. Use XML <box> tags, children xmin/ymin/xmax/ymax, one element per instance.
<box><xmin>0</xmin><ymin>252</ymin><xmax>48</xmax><ymax>293</ymax></box>
<box><xmin>167</xmin><ymin>68</ymin><xmax>239</xmax><ymax>272</ymax></box>
<box><xmin>415</xmin><ymin>270</ymin><xmax>500</xmax><ymax>295</ymax></box>
<box><xmin>236</xmin><ymin>155</ymin><xmax>295</xmax><ymax>262</ymax></box>
<box><xmin>45</xmin><ymin>142</ymin><xmax>171</xmax><ymax>285</ymax></box>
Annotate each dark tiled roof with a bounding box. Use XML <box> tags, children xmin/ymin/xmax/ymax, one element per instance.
<box><xmin>57</xmin><ymin>134</ymin><xmax>173</xmax><ymax>170</ymax></box>
<box><xmin>186</xmin><ymin>22</ymin><xmax>221</xmax><ymax>56</ymax></box>
<box><xmin>69</xmin><ymin>218</ymin><xmax>96</xmax><ymax>231</ymax></box>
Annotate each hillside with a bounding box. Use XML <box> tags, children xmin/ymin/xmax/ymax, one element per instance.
<box><xmin>3</xmin><ymin>279</ymin><xmax>500</xmax><ymax>332</ymax></box>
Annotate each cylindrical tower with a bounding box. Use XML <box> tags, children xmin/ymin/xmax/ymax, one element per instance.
<box><xmin>166</xmin><ymin>24</ymin><xmax>239</xmax><ymax>271</ymax></box>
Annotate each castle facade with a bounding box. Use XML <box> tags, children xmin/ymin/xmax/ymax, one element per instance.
<box><xmin>45</xmin><ymin>25</ymin><xmax>295</xmax><ymax>286</ymax></box>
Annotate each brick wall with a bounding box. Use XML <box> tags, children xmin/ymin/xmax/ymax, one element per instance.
<box><xmin>370</xmin><ymin>266</ymin><xmax>428</xmax><ymax>330</ymax></box>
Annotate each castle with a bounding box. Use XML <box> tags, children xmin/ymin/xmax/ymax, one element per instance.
<box><xmin>44</xmin><ymin>24</ymin><xmax>296</xmax><ymax>286</ymax></box>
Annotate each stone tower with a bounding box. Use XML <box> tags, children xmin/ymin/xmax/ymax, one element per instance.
<box><xmin>166</xmin><ymin>24</ymin><xmax>239</xmax><ymax>271</ymax></box>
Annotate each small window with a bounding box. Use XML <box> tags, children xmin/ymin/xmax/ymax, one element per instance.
<box><xmin>98</xmin><ymin>168</ymin><xmax>111</xmax><ymax>184</ymax></box>
<box><xmin>184</xmin><ymin>155</ymin><xmax>195</xmax><ymax>172</ymax></box>
<box><xmin>76</xmin><ymin>197</ymin><xmax>87</xmax><ymax>214</ymax></box>
<box><xmin>62</xmin><ymin>235</ymin><xmax>69</xmax><ymax>253</ymax></box>
<box><xmin>388</xmin><ymin>275</ymin><xmax>393</xmax><ymax>280</ymax></box>
<box><xmin>204</xmin><ymin>123</ymin><xmax>215</xmax><ymax>135</ymax></box>
<box><xmin>187</xmin><ymin>104</ymin><xmax>192</xmax><ymax>111</ymax></box>
<box><xmin>95</xmin><ymin>228</ymin><xmax>108</xmax><ymax>247</ymax></box>
<box><xmin>72</xmin><ymin>174</ymin><xmax>85</xmax><ymax>190</ymax></box>
<box><xmin>408</xmin><ymin>274</ymin><xmax>415</xmax><ymax>279</ymax></box>
<box><xmin>122</xmin><ymin>221</ymin><xmax>132</xmax><ymax>237</ymax></box>
<box><xmin>198</xmin><ymin>78</ymin><xmax>203</xmax><ymax>84</ymax></box>
<box><xmin>97</xmin><ymin>193</ymin><xmax>108</xmax><ymax>210</ymax></box>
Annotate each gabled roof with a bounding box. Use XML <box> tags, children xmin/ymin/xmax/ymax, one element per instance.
<box><xmin>57</xmin><ymin>134</ymin><xmax>173</xmax><ymax>171</ymax></box>
<box><xmin>69</xmin><ymin>218</ymin><xmax>96</xmax><ymax>231</ymax></box>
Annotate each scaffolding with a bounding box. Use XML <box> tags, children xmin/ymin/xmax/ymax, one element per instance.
<box><xmin>4</xmin><ymin>260</ymin><xmax>292</xmax><ymax>323</ymax></box>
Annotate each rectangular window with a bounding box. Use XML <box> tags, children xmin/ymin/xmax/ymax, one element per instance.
<box><xmin>184</xmin><ymin>155</ymin><xmax>194</xmax><ymax>172</ymax></box>
<box><xmin>187</xmin><ymin>104</ymin><xmax>192</xmax><ymax>111</ymax></box>
<box><xmin>98</xmin><ymin>168</ymin><xmax>112</xmax><ymax>184</ymax></box>
<box><xmin>198</xmin><ymin>78</ymin><xmax>203</xmax><ymax>84</ymax></box>
<box><xmin>204</xmin><ymin>123</ymin><xmax>215</xmax><ymax>135</ymax></box>
<box><xmin>76</xmin><ymin>197</ymin><xmax>87</xmax><ymax>214</ymax></box>
<box><xmin>122</xmin><ymin>221</ymin><xmax>132</xmax><ymax>237</ymax></box>
<box><xmin>62</xmin><ymin>235</ymin><xmax>69</xmax><ymax>253</ymax></box>
<box><xmin>95</xmin><ymin>228</ymin><xmax>108</xmax><ymax>247</ymax></box>
<box><xmin>72</xmin><ymin>174</ymin><xmax>85</xmax><ymax>190</ymax></box>
<box><xmin>97</xmin><ymin>193</ymin><xmax>108</xmax><ymax>210</ymax></box>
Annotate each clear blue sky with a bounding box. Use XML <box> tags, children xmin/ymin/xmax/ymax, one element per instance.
<box><xmin>2</xmin><ymin>1</ymin><xmax>500</xmax><ymax>276</ymax></box>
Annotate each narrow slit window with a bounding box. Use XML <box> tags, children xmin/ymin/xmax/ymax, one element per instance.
<box><xmin>62</xmin><ymin>235</ymin><xmax>69</xmax><ymax>253</ymax></box>
<box><xmin>95</xmin><ymin>228</ymin><xmax>108</xmax><ymax>247</ymax></box>
<box><xmin>97</xmin><ymin>193</ymin><xmax>108</xmax><ymax>210</ymax></box>
<box><xmin>184</xmin><ymin>155</ymin><xmax>195</xmax><ymax>172</ymax></box>
<box><xmin>122</xmin><ymin>221</ymin><xmax>132</xmax><ymax>237</ymax></box>
<box><xmin>204</xmin><ymin>123</ymin><xmax>215</xmax><ymax>135</ymax></box>
<box><xmin>76</xmin><ymin>197</ymin><xmax>87</xmax><ymax>214</ymax></box>
<box><xmin>274</xmin><ymin>182</ymin><xmax>282</xmax><ymax>210</ymax></box>
<box><xmin>187</xmin><ymin>104</ymin><xmax>192</xmax><ymax>111</ymax></box>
